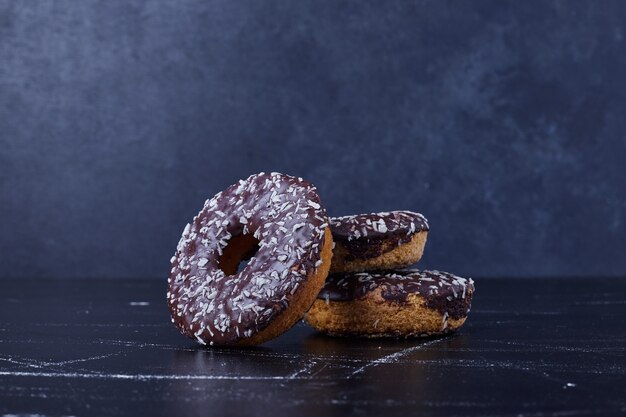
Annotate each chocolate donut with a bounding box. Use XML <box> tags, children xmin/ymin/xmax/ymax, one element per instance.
<box><xmin>304</xmin><ymin>270</ymin><xmax>474</xmax><ymax>338</ymax></box>
<box><xmin>329</xmin><ymin>211</ymin><xmax>429</xmax><ymax>273</ymax></box>
<box><xmin>168</xmin><ymin>172</ymin><xmax>333</xmax><ymax>346</ymax></box>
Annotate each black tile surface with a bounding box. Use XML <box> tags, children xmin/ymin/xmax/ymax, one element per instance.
<box><xmin>1</xmin><ymin>278</ymin><xmax>625</xmax><ymax>416</ymax></box>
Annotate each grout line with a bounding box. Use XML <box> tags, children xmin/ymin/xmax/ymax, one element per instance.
<box><xmin>0</xmin><ymin>370</ymin><xmax>303</xmax><ymax>381</ymax></box>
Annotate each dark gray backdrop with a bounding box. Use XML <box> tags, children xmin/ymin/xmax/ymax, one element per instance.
<box><xmin>1</xmin><ymin>1</ymin><xmax>625</xmax><ymax>279</ymax></box>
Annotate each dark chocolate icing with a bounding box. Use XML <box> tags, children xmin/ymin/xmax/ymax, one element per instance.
<box><xmin>167</xmin><ymin>172</ymin><xmax>329</xmax><ymax>346</ymax></box>
<box><xmin>330</xmin><ymin>211</ymin><xmax>428</xmax><ymax>261</ymax></box>
<box><xmin>318</xmin><ymin>270</ymin><xmax>474</xmax><ymax>319</ymax></box>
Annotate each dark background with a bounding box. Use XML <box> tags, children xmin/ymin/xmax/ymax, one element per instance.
<box><xmin>1</xmin><ymin>1</ymin><xmax>624</xmax><ymax>279</ymax></box>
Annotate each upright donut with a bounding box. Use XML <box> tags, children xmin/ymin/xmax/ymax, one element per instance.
<box><xmin>167</xmin><ymin>172</ymin><xmax>333</xmax><ymax>346</ymax></box>
<box><xmin>305</xmin><ymin>269</ymin><xmax>475</xmax><ymax>338</ymax></box>
<box><xmin>330</xmin><ymin>211</ymin><xmax>429</xmax><ymax>273</ymax></box>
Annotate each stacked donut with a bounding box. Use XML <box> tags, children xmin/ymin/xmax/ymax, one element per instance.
<box><xmin>167</xmin><ymin>172</ymin><xmax>474</xmax><ymax>346</ymax></box>
<box><xmin>305</xmin><ymin>212</ymin><xmax>474</xmax><ymax>338</ymax></box>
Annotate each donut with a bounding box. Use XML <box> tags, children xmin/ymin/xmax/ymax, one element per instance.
<box><xmin>167</xmin><ymin>172</ymin><xmax>333</xmax><ymax>347</ymax></box>
<box><xmin>304</xmin><ymin>270</ymin><xmax>474</xmax><ymax>338</ymax></box>
<box><xmin>329</xmin><ymin>211</ymin><xmax>429</xmax><ymax>273</ymax></box>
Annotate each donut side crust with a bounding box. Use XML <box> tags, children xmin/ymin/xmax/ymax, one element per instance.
<box><xmin>330</xmin><ymin>231</ymin><xmax>427</xmax><ymax>274</ymax></box>
<box><xmin>236</xmin><ymin>227</ymin><xmax>334</xmax><ymax>346</ymax></box>
<box><xmin>304</xmin><ymin>286</ymin><xmax>469</xmax><ymax>338</ymax></box>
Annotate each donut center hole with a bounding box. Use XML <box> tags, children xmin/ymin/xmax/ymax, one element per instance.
<box><xmin>217</xmin><ymin>233</ymin><xmax>260</xmax><ymax>276</ymax></box>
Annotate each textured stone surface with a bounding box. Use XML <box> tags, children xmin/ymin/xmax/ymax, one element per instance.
<box><xmin>1</xmin><ymin>277</ymin><xmax>625</xmax><ymax>416</ymax></box>
<box><xmin>1</xmin><ymin>1</ymin><xmax>625</xmax><ymax>278</ymax></box>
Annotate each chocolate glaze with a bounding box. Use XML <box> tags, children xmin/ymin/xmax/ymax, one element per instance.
<box><xmin>330</xmin><ymin>211</ymin><xmax>428</xmax><ymax>261</ymax></box>
<box><xmin>168</xmin><ymin>172</ymin><xmax>329</xmax><ymax>346</ymax></box>
<box><xmin>318</xmin><ymin>270</ymin><xmax>474</xmax><ymax>320</ymax></box>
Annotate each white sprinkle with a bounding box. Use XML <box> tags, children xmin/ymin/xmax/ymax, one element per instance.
<box><xmin>441</xmin><ymin>312</ymin><xmax>449</xmax><ymax>331</ymax></box>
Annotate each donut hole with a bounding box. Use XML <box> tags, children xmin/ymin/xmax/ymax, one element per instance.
<box><xmin>218</xmin><ymin>233</ymin><xmax>260</xmax><ymax>276</ymax></box>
